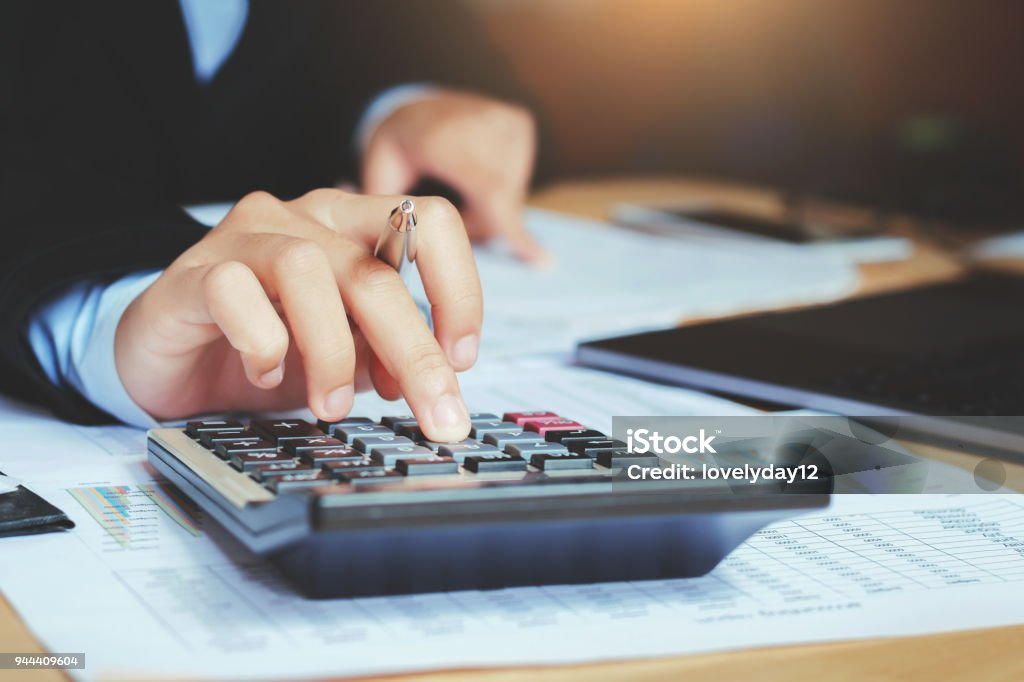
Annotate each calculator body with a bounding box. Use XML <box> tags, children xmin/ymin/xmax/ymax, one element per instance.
<box><xmin>147</xmin><ymin>414</ymin><xmax>828</xmax><ymax>597</ymax></box>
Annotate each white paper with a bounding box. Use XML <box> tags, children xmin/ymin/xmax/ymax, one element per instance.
<box><xmin>2</xmin><ymin>381</ymin><xmax>1023</xmax><ymax>681</ymax></box>
<box><xmin>426</xmin><ymin>209</ymin><xmax>859</xmax><ymax>357</ymax></box>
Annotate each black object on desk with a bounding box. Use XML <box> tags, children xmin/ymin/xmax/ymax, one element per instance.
<box><xmin>577</xmin><ymin>272</ymin><xmax>1024</xmax><ymax>456</ymax></box>
<box><xmin>0</xmin><ymin>472</ymin><xmax>74</xmax><ymax>537</ymax></box>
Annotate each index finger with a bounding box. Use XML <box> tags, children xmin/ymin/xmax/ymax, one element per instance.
<box><xmin>298</xmin><ymin>191</ymin><xmax>484</xmax><ymax>372</ymax></box>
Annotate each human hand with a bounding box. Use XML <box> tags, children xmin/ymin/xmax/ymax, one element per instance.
<box><xmin>362</xmin><ymin>90</ymin><xmax>548</xmax><ymax>264</ymax></box>
<box><xmin>115</xmin><ymin>190</ymin><xmax>482</xmax><ymax>442</ymax></box>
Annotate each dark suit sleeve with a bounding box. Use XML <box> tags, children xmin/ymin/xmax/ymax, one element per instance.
<box><xmin>332</xmin><ymin>1</ymin><xmax>557</xmax><ymax>184</ymax></box>
<box><xmin>0</xmin><ymin>2</ymin><xmax>209</xmax><ymax>423</ymax></box>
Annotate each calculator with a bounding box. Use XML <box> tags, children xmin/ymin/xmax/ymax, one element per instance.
<box><xmin>147</xmin><ymin>411</ymin><xmax>827</xmax><ymax>597</ymax></box>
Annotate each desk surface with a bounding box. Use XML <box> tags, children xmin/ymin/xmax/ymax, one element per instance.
<box><xmin>3</xmin><ymin>177</ymin><xmax>1022</xmax><ymax>682</ymax></box>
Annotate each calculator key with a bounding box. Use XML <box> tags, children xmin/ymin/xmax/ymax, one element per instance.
<box><xmin>336</xmin><ymin>469</ymin><xmax>404</xmax><ymax>486</ymax></box>
<box><xmin>530</xmin><ymin>453</ymin><xmax>594</xmax><ymax>471</ymax></box>
<box><xmin>354</xmin><ymin>434</ymin><xmax>414</xmax><ymax>455</ymax></box>
<box><xmin>463</xmin><ymin>453</ymin><xmax>528</xmax><ymax>473</ymax></box>
<box><xmin>251</xmin><ymin>419</ymin><xmax>325</xmax><ymax>443</ymax></box>
<box><xmin>438</xmin><ymin>442</ymin><xmax>501</xmax><ymax>462</ymax></box>
<box><xmin>395</xmin><ymin>423</ymin><xmax>426</xmax><ymax>441</ymax></box>
<box><xmin>505</xmin><ymin>441</ymin><xmax>570</xmax><ymax>458</ymax></box>
<box><xmin>380</xmin><ymin>415</ymin><xmax>418</xmax><ymax>429</ymax></box>
<box><xmin>545</xmin><ymin>429</ymin><xmax>607</xmax><ymax>444</ymax></box>
<box><xmin>200</xmin><ymin>428</ymin><xmax>257</xmax><ymax>448</ymax></box>
<box><xmin>317</xmin><ymin>416</ymin><xmax>374</xmax><ymax>437</ymax></box>
<box><xmin>420</xmin><ymin>438</ymin><xmax>478</xmax><ymax>452</ymax></box>
<box><xmin>300</xmin><ymin>447</ymin><xmax>363</xmax><ymax>466</ymax></box>
<box><xmin>566</xmin><ymin>439</ymin><xmax>628</xmax><ymax>457</ymax></box>
<box><xmin>230</xmin><ymin>450</ymin><xmax>294</xmax><ymax>471</ymax></box>
<box><xmin>250</xmin><ymin>462</ymin><xmax>315</xmax><ymax>481</ymax></box>
<box><xmin>323</xmin><ymin>460</ymin><xmax>385</xmax><ymax>477</ymax></box>
<box><xmin>469</xmin><ymin>420</ymin><xmax>521</xmax><ymax>438</ymax></box>
<box><xmin>522</xmin><ymin>418</ymin><xmax>586</xmax><ymax>436</ymax></box>
<box><xmin>282</xmin><ymin>436</ymin><xmax>345</xmax><ymax>455</ymax></box>
<box><xmin>482</xmin><ymin>430</ymin><xmax>541</xmax><ymax>450</ymax></box>
<box><xmin>595</xmin><ymin>450</ymin><xmax>661</xmax><ymax>469</ymax></box>
<box><xmin>396</xmin><ymin>456</ymin><xmax>459</xmax><ymax>476</ymax></box>
<box><xmin>268</xmin><ymin>470</ymin><xmax>333</xmax><ymax>493</ymax></box>
<box><xmin>214</xmin><ymin>437</ymin><xmax>276</xmax><ymax>460</ymax></box>
<box><xmin>186</xmin><ymin>419</ymin><xmax>244</xmax><ymax>438</ymax></box>
<box><xmin>335</xmin><ymin>424</ymin><xmax>395</xmax><ymax>444</ymax></box>
<box><xmin>468</xmin><ymin>412</ymin><xmax>500</xmax><ymax>421</ymax></box>
<box><xmin>503</xmin><ymin>411</ymin><xmax>560</xmax><ymax>426</ymax></box>
<box><xmin>370</xmin><ymin>445</ymin><xmax>434</xmax><ymax>467</ymax></box>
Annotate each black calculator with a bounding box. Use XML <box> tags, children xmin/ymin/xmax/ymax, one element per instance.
<box><xmin>147</xmin><ymin>411</ymin><xmax>827</xmax><ymax>597</ymax></box>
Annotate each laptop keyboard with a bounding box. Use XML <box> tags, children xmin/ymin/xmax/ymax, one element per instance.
<box><xmin>183</xmin><ymin>412</ymin><xmax>652</xmax><ymax>495</ymax></box>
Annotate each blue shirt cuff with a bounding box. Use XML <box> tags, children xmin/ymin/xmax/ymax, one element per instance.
<box><xmin>28</xmin><ymin>271</ymin><xmax>162</xmax><ymax>427</ymax></box>
<box><xmin>354</xmin><ymin>83</ymin><xmax>439</xmax><ymax>154</ymax></box>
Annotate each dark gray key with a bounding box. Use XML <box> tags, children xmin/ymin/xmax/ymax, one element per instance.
<box><xmin>395</xmin><ymin>423</ymin><xmax>425</xmax><ymax>441</ymax></box>
<box><xmin>317</xmin><ymin>416</ymin><xmax>374</xmax><ymax>437</ymax></box>
<box><xmin>268</xmin><ymin>470</ymin><xmax>333</xmax><ymax>493</ymax></box>
<box><xmin>282</xmin><ymin>436</ymin><xmax>345</xmax><ymax>455</ymax></box>
<box><xmin>323</xmin><ymin>459</ymin><xmax>385</xmax><ymax>477</ymax></box>
<box><xmin>250</xmin><ymin>461</ymin><xmax>313</xmax><ymax>481</ymax></box>
<box><xmin>380</xmin><ymin>415</ymin><xmax>417</xmax><ymax>429</ymax></box>
<box><xmin>370</xmin><ymin>445</ymin><xmax>434</xmax><ymax>467</ymax></box>
<box><xmin>463</xmin><ymin>453</ymin><xmax>528</xmax><ymax>473</ymax></box>
<box><xmin>214</xmin><ymin>437</ymin><xmax>276</xmax><ymax>460</ymax></box>
<box><xmin>251</xmin><ymin>419</ymin><xmax>325</xmax><ymax>444</ymax></box>
<box><xmin>595</xmin><ymin>450</ymin><xmax>661</xmax><ymax>469</ymax></box>
<box><xmin>419</xmin><ymin>439</ymin><xmax>448</xmax><ymax>452</ymax></box>
<box><xmin>186</xmin><ymin>419</ymin><xmax>244</xmax><ymax>438</ymax></box>
<box><xmin>530</xmin><ymin>452</ymin><xmax>593</xmax><ymax>471</ymax></box>
<box><xmin>482</xmin><ymin>430</ymin><xmax>540</xmax><ymax>450</ymax></box>
<box><xmin>230</xmin><ymin>449</ymin><xmax>293</xmax><ymax>471</ymax></box>
<box><xmin>468</xmin><ymin>412</ymin><xmax>500</xmax><ymax>422</ymax></box>
<box><xmin>438</xmin><ymin>442</ymin><xmax>501</xmax><ymax>463</ymax></box>
<box><xmin>505</xmin><ymin>441</ymin><xmax>570</xmax><ymax>458</ymax></box>
<box><xmin>200</xmin><ymin>428</ymin><xmax>256</xmax><ymax>448</ymax></box>
<box><xmin>301</xmin><ymin>446</ymin><xmax>362</xmax><ymax>466</ymax></box>
<box><xmin>567</xmin><ymin>439</ymin><xmax>628</xmax><ymax>457</ymax></box>
<box><xmin>396</xmin><ymin>456</ymin><xmax>458</xmax><ymax>475</ymax></box>
<box><xmin>335</xmin><ymin>424</ymin><xmax>395</xmax><ymax>444</ymax></box>
<box><xmin>544</xmin><ymin>429</ymin><xmax>606</xmax><ymax>444</ymax></box>
<box><xmin>469</xmin><ymin>420</ymin><xmax>521</xmax><ymax>438</ymax></box>
<box><xmin>337</xmin><ymin>469</ymin><xmax>404</xmax><ymax>486</ymax></box>
<box><xmin>354</xmin><ymin>434</ymin><xmax>414</xmax><ymax>455</ymax></box>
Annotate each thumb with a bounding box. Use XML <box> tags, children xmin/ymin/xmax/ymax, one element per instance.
<box><xmin>362</xmin><ymin>129</ymin><xmax>418</xmax><ymax>195</ymax></box>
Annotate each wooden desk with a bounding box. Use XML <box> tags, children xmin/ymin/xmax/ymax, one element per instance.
<box><xmin>3</xmin><ymin>177</ymin><xmax>1022</xmax><ymax>682</ymax></box>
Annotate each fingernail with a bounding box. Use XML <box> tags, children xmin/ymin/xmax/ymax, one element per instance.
<box><xmin>324</xmin><ymin>385</ymin><xmax>354</xmax><ymax>419</ymax></box>
<box><xmin>431</xmin><ymin>394</ymin><xmax>470</xmax><ymax>441</ymax></box>
<box><xmin>258</xmin><ymin>363</ymin><xmax>284</xmax><ymax>388</ymax></box>
<box><xmin>450</xmin><ymin>334</ymin><xmax>479</xmax><ymax>370</ymax></box>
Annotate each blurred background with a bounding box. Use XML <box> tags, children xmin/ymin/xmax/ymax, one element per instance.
<box><xmin>464</xmin><ymin>0</ymin><xmax>1024</xmax><ymax>227</ymax></box>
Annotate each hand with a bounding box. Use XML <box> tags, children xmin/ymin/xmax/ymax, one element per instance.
<box><xmin>115</xmin><ymin>190</ymin><xmax>482</xmax><ymax>442</ymax></box>
<box><xmin>362</xmin><ymin>90</ymin><xmax>548</xmax><ymax>264</ymax></box>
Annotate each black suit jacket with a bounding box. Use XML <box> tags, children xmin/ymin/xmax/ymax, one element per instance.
<box><xmin>0</xmin><ymin>0</ymin><xmax>539</xmax><ymax>423</ymax></box>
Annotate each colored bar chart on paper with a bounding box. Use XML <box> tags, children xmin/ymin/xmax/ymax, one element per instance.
<box><xmin>139</xmin><ymin>482</ymin><xmax>202</xmax><ymax>536</ymax></box>
<box><xmin>68</xmin><ymin>482</ymin><xmax>201</xmax><ymax>550</ymax></box>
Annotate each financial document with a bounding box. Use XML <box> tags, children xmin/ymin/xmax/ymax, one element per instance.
<box><xmin>1</xmin><ymin>374</ymin><xmax>1023</xmax><ymax>681</ymax></box>
<box><xmin>416</xmin><ymin>209</ymin><xmax>860</xmax><ymax>357</ymax></box>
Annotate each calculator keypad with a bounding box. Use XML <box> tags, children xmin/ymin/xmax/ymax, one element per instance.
<box><xmin>182</xmin><ymin>411</ymin><xmax>619</xmax><ymax>494</ymax></box>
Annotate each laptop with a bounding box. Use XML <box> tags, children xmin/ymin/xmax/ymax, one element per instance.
<box><xmin>577</xmin><ymin>272</ymin><xmax>1024</xmax><ymax>458</ymax></box>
